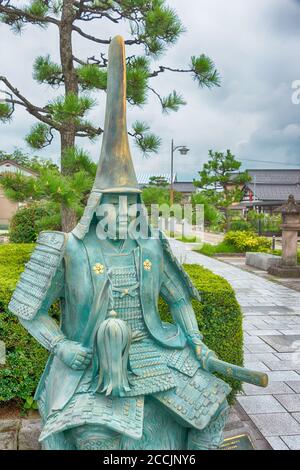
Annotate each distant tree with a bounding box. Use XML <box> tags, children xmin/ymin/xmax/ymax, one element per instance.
<box><xmin>0</xmin><ymin>148</ymin><xmax>59</xmax><ymax>171</ymax></box>
<box><xmin>142</xmin><ymin>186</ymin><xmax>181</xmax><ymax>207</ymax></box>
<box><xmin>148</xmin><ymin>176</ymin><xmax>169</xmax><ymax>187</ymax></box>
<box><xmin>194</xmin><ymin>150</ymin><xmax>251</xmax><ymax>231</ymax></box>
<box><xmin>192</xmin><ymin>192</ymin><xmax>224</xmax><ymax>230</ymax></box>
<box><xmin>1</xmin><ymin>147</ymin><xmax>96</xmax><ymax>230</ymax></box>
<box><xmin>0</xmin><ymin>0</ymin><xmax>220</xmax><ymax>231</ymax></box>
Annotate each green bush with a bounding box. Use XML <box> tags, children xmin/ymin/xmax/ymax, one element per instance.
<box><xmin>0</xmin><ymin>244</ymin><xmax>243</xmax><ymax>406</ymax></box>
<box><xmin>247</xmin><ymin>211</ymin><xmax>282</xmax><ymax>234</ymax></box>
<box><xmin>9</xmin><ymin>203</ymin><xmax>59</xmax><ymax>243</ymax></box>
<box><xmin>0</xmin><ymin>243</ymin><xmax>49</xmax><ymax>404</ymax></box>
<box><xmin>224</xmin><ymin>230</ymin><xmax>271</xmax><ymax>252</ymax></box>
<box><xmin>0</xmin><ymin>310</ymin><xmax>49</xmax><ymax>404</ymax></box>
<box><xmin>192</xmin><ymin>193</ymin><xmax>224</xmax><ymax>230</ymax></box>
<box><xmin>0</xmin><ymin>244</ymin><xmax>35</xmax><ymax>310</ymax></box>
<box><xmin>9</xmin><ymin>205</ymin><xmax>44</xmax><ymax>243</ymax></box>
<box><xmin>229</xmin><ymin>219</ymin><xmax>253</xmax><ymax>232</ymax></box>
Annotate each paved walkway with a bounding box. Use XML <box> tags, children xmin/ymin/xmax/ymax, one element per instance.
<box><xmin>168</xmin><ymin>239</ymin><xmax>300</xmax><ymax>450</ymax></box>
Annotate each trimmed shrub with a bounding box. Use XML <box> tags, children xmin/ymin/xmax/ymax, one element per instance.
<box><xmin>9</xmin><ymin>205</ymin><xmax>46</xmax><ymax>243</ymax></box>
<box><xmin>0</xmin><ymin>244</ymin><xmax>243</xmax><ymax>406</ymax></box>
<box><xmin>0</xmin><ymin>310</ymin><xmax>49</xmax><ymax>404</ymax></box>
<box><xmin>0</xmin><ymin>244</ymin><xmax>35</xmax><ymax>310</ymax></box>
<box><xmin>9</xmin><ymin>203</ymin><xmax>60</xmax><ymax>244</ymax></box>
<box><xmin>0</xmin><ymin>244</ymin><xmax>48</xmax><ymax>404</ymax></box>
<box><xmin>224</xmin><ymin>230</ymin><xmax>271</xmax><ymax>252</ymax></box>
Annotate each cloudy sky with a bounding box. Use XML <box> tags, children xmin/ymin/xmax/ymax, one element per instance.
<box><xmin>1</xmin><ymin>0</ymin><xmax>300</xmax><ymax>180</ymax></box>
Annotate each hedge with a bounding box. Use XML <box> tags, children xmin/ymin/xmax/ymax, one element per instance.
<box><xmin>0</xmin><ymin>244</ymin><xmax>243</xmax><ymax>406</ymax></box>
<box><xmin>0</xmin><ymin>244</ymin><xmax>49</xmax><ymax>404</ymax></box>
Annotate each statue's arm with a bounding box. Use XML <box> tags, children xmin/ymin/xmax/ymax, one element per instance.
<box><xmin>17</xmin><ymin>265</ymin><xmax>92</xmax><ymax>370</ymax></box>
<box><xmin>8</xmin><ymin>231</ymin><xmax>91</xmax><ymax>369</ymax></box>
<box><xmin>160</xmin><ymin>262</ymin><xmax>202</xmax><ymax>342</ymax></box>
<box><xmin>18</xmin><ymin>264</ymin><xmax>66</xmax><ymax>352</ymax></box>
<box><xmin>160</xmin><ymin>248</ymin><xmax>217</xmax><ymax>368</ymax></box>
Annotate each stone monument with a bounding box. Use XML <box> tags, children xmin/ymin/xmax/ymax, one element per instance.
<box><xmin>8</xmin><ymin>35</ymin><xmax>267</xmax><ymax>450</ymax></box>
<box><xmin>268</xmin><ymin>195</ymin><xmax>300</xmax><ymax>278</ymax></box>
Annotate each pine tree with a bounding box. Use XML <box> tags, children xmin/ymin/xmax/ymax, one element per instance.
<box><xmin>193</xmin><ymin>150</ymin><xmax>251</xmax><ymax>231</ymax></box>
<box><xmin>0</xmin><ymin>0</ymin><xmax>220</xmax><ymax>231</ymax></box>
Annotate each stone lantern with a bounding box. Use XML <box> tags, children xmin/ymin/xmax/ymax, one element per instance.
<box><xmin>268</xmin><ymin>195</ymin><xmax>300</xmax><ymax>277</ymax></box>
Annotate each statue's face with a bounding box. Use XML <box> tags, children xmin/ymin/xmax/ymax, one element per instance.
<box><xmin>95</xmin><ymin>193</ymin><xmax>139</xmax><ymax>240</ymax></box>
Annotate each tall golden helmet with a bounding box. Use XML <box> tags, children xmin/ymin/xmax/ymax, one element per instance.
<box><xmin>73</xmin><ymin>35</ymin><xmax>141</xmax><ymax>239</ymax></box>
<box><xmin>93</xmin><ymin>35</ymin><xmax>140</xmax><ymax>194</ymax></box>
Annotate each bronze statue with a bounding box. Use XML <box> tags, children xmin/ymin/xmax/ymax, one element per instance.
<box><xmin>9</xmin><ymin>36</ymin><xmax>267</xmax><ymax>450</ymax></box>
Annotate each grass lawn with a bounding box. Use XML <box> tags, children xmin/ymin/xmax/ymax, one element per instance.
<box><xmin>165</xmin><ymin>231</ymin><xmax>198</xmax><ymax>243</ymax></box>
<box><xmin>195</xmin><ymin>240</ymin><xmax>241</xmax><ymax>256</ymax></box>
<box><xmin>196</xmin><ymin>242</ymin><xmax>300</xmax><ymax>261</ymax></box>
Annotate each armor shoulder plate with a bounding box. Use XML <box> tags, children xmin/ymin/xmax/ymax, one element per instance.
<box><xmin>8</xmin><ymin>231</ymin><xmax>67</xmax><ymax>320</ymax></box>
<box><xmin>159</xmin><ymin>231</ymin><xmax>201</xmax><ymax>302</ymax></box>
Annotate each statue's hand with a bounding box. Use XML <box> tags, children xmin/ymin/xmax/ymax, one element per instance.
<box><xmin>187</xmin><ymin>334</ymin><xmax>217</xmax><ymax>371</ymax></box>
<box><xmin>54</xmin><ymin>339</ymin><xmax>93</xmax><ymax>370</ymax></box>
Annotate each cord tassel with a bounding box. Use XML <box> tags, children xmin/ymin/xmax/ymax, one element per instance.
<box><xmin>93</xmin><ymin>310</ymin><xmax>132</xmax><ymax>397</ymax></box>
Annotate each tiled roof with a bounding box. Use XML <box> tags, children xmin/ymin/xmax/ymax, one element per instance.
<box><xmin>241</xmin><ymin>169</ymin><xmax>300</xmax><ymax>202</ymax></box>
<box><xmin>247</xmin><ymin>169</ymin><xmax>300</xmax><ymax>185</ymax></box>
<box><xmin>247</xmin><ymin>183</ymin><xmax>300</xmax><ymax>201</ymax></box>
<box><xmin>173</xmin><ymin>182</ymin><xmax>197</xmax><ymax>193</ymax></box>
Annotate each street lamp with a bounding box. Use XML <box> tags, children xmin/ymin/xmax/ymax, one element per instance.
<box><xmin>170</xmin><ymin>139</ymin><xmax>190</xmax><ymax>205</ymax></box>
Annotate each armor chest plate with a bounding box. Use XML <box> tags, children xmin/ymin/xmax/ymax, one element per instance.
<box><xmin>103</xmin><ymin>249</ymin><xmax>147</xmax><ymax>334</ymax></box>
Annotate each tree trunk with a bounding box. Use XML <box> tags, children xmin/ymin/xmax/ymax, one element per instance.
<box><xmin>59</xmin><ymin>0</ymin><xmax>79</xmax><ymax>232</ymax></box>
<box><xmin>61</xmin><ymin>204</ymin><xmax>79</xmax><ymax>233</ymax></box>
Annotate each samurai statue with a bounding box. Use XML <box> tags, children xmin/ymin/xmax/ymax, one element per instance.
<box><xmin>8</xmin><ymin>36</ymin><xmax>267</xmax><ymax>450</ymax></box>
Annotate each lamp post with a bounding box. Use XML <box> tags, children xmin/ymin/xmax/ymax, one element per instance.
<box><xmin>170</xmin><ymin>139</ymin><xmax>190</xmax><ymax>205</ymax></box>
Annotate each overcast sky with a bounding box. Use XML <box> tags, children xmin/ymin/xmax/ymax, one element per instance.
<box><xmin>1</xmin><ymin>0</ymin><xmax>300</xmax><ymax>180</ymax></box>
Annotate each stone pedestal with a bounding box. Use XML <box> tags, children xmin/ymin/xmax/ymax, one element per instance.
<box><xmin>0</xmin><ymin>417</ymin><xmax>41</xmax><ymax>450</ymax></box>
<box><xmin>268</xmin><ymin>195</ymin><xmax>300</xmax><ymax>278</ymax></box>
<box><xmin>268</xmin><ymin>265</ymin><xmax>300</xmax><ymax>278</ymax></box>
<box><xmin>246</xmin><ymin>252</ymin><xmax>281</xmax><ymax>271</ymax></box>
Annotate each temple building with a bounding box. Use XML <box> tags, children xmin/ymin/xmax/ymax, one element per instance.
<box><xmin>231</xmin><ymin>169</ymin><xmax>300</xmax><ymax>214</ymax></box>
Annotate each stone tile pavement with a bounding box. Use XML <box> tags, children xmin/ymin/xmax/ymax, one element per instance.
<box><xmin>168</xmin><ymin>238</ymin><xmax>300</xmax><ymax>450</ymax></box>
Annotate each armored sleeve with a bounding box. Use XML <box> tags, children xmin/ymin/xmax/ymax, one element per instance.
<box><xmin>8</xmin><ymin>231</ymin><xmax>67</xmax><ymax>321</ymax></box>
<box><xmin>160</xmin><ymin>234</ymin><xmax>202</xmax><ymax>339</ymax></box>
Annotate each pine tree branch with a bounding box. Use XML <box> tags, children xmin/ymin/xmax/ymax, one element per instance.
<box><xmin>71</xmin><ymin>24</ymin><xmax>110</xmax><ymax>44</ymax></box>
<box><xmin>73</xmin><ymin>56</ymin><xmax>86</xmax><ymax>66</ymax></box>
<box><xmin>75</xmin><ymin>123</ymin><xmax>103</xmax><ymax>138</ymax></box>
<box><xmin>73</xmin><ymin>1</ymin><xmax>131</xmax><ymax>23</ymax></box>
<box><xmin>42</xmin><ymin>126</ymin><xmax>54</xmax><ymax>147</ymax></box>
<box><xmin>0</xmin><ymin>89</ymin><xmax>15</xmax><ymax>118</ymax></box>
<box><xmin>0</xmin><ymin>2</ymin><xmax>60</xmax><ymax>27</ymax></box>
<box><xmin>147</xmin><ymin>86</ymin><xmax>164</xmax><ymax>107</ymax></box>
<box><xmin>73</xmin><ymin>53</ymin><xmax>108</xmax><ymax>68</ymax></box>
<box><xmin>149</xmin><ymin>66</ymin><xmax>192</xmax><ymax>78</ymax></box>
<box><xmin>72</xmin><ymin>25</ymin><xmax>140</xmax><ymax>46</ymax></box>
<box><xmin>74</xmin><ymin>8</ymin><xmax>122</xmax><ymax>23</ymax></box>
<box><xmin>87</xmin><ymin>53</ymin><xmax>108</xmax><ymax>68</ymax></box>
<box><xmin>0</xmin><ymin>75</ymin><xmax>60</xmax><ymax>129</ymax></box>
